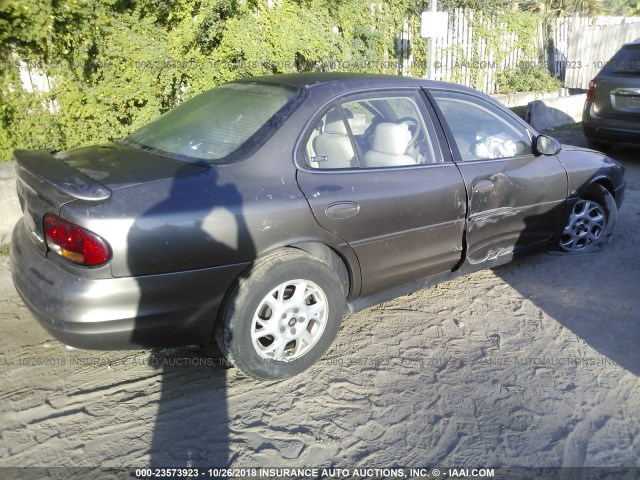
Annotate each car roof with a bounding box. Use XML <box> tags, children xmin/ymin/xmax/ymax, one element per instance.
<box><xmin>237</xmin><ymin>72</ymin><xmax>482</xmax><ymax>96</ymax></box>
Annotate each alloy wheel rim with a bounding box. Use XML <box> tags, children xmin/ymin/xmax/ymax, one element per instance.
<box><xmin>251</xmin><ymin>279</ymin><xmax>328</xmax><ymax>361</ymax></box>
<box><xmin>559</xmin><ymin>199</ymin><xmax>606</xmax><ymax>252</ymax></box>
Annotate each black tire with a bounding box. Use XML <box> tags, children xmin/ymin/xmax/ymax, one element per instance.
<box><xmin>558</xmin><ymin>184</ymin><xmax>617</xmax><ymax>253</ymax></box>
<box><xmin>216</xmin><ymin>248</ymin><xmax>345</xmax><ymax>380</ymax></box>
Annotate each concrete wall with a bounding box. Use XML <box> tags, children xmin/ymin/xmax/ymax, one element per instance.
<box><xmin>491</xmin><ymin>90</ymin><xmax>565</xmax><ymax>108</ymax></box>
<box><xmin>0</xmin><ymin>162</ymin><xmax>20</xmax><ymax>245</ymax></box>
<box><xmin>526</xmin><ymin>94</ymin><xmax>586</xmax><ymax>131</ymax></box>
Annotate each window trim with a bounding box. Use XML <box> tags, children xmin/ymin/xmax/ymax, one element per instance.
<box><xmin>302</xmin><ymin>101</ymin><xmax>357</xmax><ymax>169</ymax></box>
<box><xmin>294</xmin><ymin>87</ymin><xmax>447</xmax><ymax>173</ymax></box>
<box><xmin>418</xmin><ymin>88</ymin><xmax>455</xmax><ymax>164</ymax></box>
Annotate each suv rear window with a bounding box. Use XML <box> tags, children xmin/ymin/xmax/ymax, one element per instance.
<box><xmin>124</xmin><ymin>82</ymin><xmax>301</xmax><ymax>163</ymax></box>
<box><xmin>601</xmin><ymin>44</ymin><xmax>640</xmax><ymax>75</ymax></box>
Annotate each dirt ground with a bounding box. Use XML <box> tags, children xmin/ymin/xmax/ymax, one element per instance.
<box><xmin>0</xmin><ymin>126</ymin><xmax>638</xmax><ymax>470</ymax></box>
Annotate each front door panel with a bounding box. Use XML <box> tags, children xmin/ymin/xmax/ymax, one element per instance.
<box><xmin>429</xmin><ymin>89</ymin><xmax>568</xmax><ymax>264</ymax></box>
<box><xmin>456</xmin><ymin>155</ymin><xmax>567</xmax><ymax>263</ymax></box>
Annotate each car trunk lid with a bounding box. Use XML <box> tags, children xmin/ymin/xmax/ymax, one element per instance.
<box><xmin>52</xmin><ymin>141</ymin><xmax>209</xmax><ymax>190</ymax></box>
<box><xmin>596</xmin><ymin>76</ymin><xmax>640</xmax><ymax>118</ymax></box>
<box><xmin>15</xmin><ymin>149</ymin><xmax>108</xmax><ymax>254</ymax></box>
<box><xmin>13</xmin><ymin>144</ymin><xmax>207</xmax><ymax>253</ymax></box>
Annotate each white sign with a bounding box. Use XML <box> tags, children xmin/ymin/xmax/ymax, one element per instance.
<box><xmin>421</xmin><ymin>11</ymin><xmax>448</xmax><ymax>38</ymax></box>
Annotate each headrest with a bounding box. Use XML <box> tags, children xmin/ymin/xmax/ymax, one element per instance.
<box><xmin>323</xmin><ymin>109</ymin><xmax>353</xmax><ymax>135</ymax></box>
<box><xmin>371</xmin><ymin>123</ymin><xmax>412</xmax><ymax>155</ymax></box>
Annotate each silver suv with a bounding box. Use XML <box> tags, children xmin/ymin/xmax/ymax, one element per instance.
<box><xmin>583</xmin><ymin>39</ymin><xmax>640</xmax><ymax>151</ymax></box>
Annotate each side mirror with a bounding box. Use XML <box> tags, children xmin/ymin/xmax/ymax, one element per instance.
<box><xmin>535</xmin><ymin>135</ymin><xmax>561</xmax><ymax>156</ymax></box>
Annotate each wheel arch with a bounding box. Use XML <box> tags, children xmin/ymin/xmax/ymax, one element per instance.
<box><xmin>591</xmin><ymin>177</ymin><xmax>616</xmax><ymax>200</ymax></box>
<box><xmin>215</xmin><ymin>242</ymin><xmax>355</xmax><ymax>340</ymax></box>
<box><xmin>288</xmin><ymin>241</ymin><xmax>352</xmax><ymax>299</ymax></box>
<box><xmin>574</xmin><ymin>178</ymin><xmax>614</xmax><ymax>201</ymax></box>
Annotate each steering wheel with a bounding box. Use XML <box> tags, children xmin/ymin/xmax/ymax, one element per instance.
<box><xmin>397</xmin><ymin>116</ymin><xmax>422</xmax><ymax>149</ymax></box>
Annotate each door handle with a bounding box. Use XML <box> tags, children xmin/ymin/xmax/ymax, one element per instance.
<box><xmin>325</xmin><ymin>201</ymin><xmax>360</xmax><ymax>219</ymax></box>
<box><xmin>472</xmin><ymin>180</ymin><xmax>494</xmax><ymax>194</ymax></box>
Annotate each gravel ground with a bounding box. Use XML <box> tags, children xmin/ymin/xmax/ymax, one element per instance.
<box><xmin>0</xmin><ymin>126</ymin><xmax>638</xmax><ymax>471</ymax></box>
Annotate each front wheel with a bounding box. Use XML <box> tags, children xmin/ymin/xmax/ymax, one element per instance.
<box><xmin>559</xmin><ymin>186</ymin><xmax>617</xmax><ymax>253</ymax></box>
<box><xmin>217</xmin><ymin>248</ymin><xmax>345</xmax><ymax>380</ymax></box>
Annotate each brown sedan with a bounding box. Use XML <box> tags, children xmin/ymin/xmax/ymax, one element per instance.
<box><xmin>10</xmin><ymin>73</ymin><xmax>626</xmax><ymax>380</ymax></box>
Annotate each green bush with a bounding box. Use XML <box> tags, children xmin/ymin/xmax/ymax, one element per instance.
<box><xmin>1</xmin><ymin>0</ymin><xmax>423</xmax><ymax>161</ymax></box>
<box><xmin>0</xmin><ymin>1</ymin><xmax>550</xmax><ymax>161</ymax></box>
<box><xmin>496</xmin><ymin>67</ymin><xmax>562</xmax><ymax>94</ymax></box>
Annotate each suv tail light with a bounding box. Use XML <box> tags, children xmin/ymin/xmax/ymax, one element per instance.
<box><xmin>44</xmin><ymin>214</ymin><xmax>112</xmax><ymax>266</ymax></box>
<box><xmin>587</xmin><ymin>79</ymin><xmax>597</xmax><ymax>102</ymax></box>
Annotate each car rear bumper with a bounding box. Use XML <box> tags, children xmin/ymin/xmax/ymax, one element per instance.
<box><xmin>10</xmin><ymin>220</ymin><xmax>248</xmax><ymax>350</ymax></box>
<box><xmin>583</xmin><ymin>102</ymin><xmax>640</xmax><ymax>144</ymax></box>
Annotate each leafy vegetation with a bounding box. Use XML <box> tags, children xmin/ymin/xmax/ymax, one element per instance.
<box><xmin>0</xmin><ymin>0</ymin><xmax>631</xmax><ymax>160</ymax></box>
<box><xmin>497</xmin><ymin>66</ymin><xmax>562</xmax><ymax>93</ymax></box>
<box><xmin>522</xmin><ymin>0</ymin><xmax>607</xmax><ymax>17</ymax></box>
<box><xmin>602</xmin><ymin>0</ymin><xmax>640</xmax><ymax>15</ymax></box>
<box><xmin>1</xmin><ymin>0</ymin><xmax>424</xmax><ymax>160</ymax></box>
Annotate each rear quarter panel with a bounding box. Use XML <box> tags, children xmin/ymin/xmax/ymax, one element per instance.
<box><xmin>59</xmin><ymin>111</ymin><xmax>354</xmax><ymax>280</ymax></box>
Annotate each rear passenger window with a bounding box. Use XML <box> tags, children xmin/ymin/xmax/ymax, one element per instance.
<box><xmin>303</xmin><ymin>91</ymin><xmax>441</xmax><ymax>169</ymax></box>
<box><xmin>305</xmin><ymin>107</ymin><xmax>357</xmax><ymax>169</ymax></box>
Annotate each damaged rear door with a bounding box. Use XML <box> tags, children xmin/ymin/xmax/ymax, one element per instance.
<box><xmin>428</xmin><ymin>89</ymin><xmax>567</xmax><ymax>264</ymax></box>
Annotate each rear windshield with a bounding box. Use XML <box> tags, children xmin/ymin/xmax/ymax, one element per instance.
<box><xmin>602</xmin><ymin>45</ymin><xmax>640</xmax><ymax>75</ymax></box>
<box><xmin>124</xmin><ymin>82</ymin><xmax>302</xmax><ymax>163</ymax></box>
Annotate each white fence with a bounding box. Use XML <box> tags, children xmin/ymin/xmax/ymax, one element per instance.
<box><xmin>553</xmin><ymin>14</ymin><xmax>640</xmax><ymax>77</ymax></box>
<box><xmin>408</xmin><ymin>10</ymin><xmax>640</xmax><ymax>93</ymax></box>
<box><xmin>15</xmin><ymin>10</ymin><xmax>640</xmax><ymax>96</ymax></box>
<box><xmin>564</xmin><ymin>21</ymin><xmax>640</xmax><ymax>89</ymax></box>
<box><xmin>416</xmin><ymin>9</ymin><xmax>546</xmax><ymax>93</ymax></box>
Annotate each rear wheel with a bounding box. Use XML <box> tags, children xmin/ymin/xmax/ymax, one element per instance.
<box><xmin>217</xmin><ymin>248</ymin><xmax>345</xmax><ymax>380</ymax></box>
<box><xmin>559</xmin><ymin>186</ymin><xmax>617</xmax><ymax>253</ymax></box>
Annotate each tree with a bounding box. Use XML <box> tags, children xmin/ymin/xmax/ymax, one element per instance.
<box><xmin>521</xmin><ymin>0</ymin><xmax>607</xmax><ymax>16</ymax></box>
<box><xmin>602</xmin><ymin>0</ymin><xmax>640</xmax><ymax>15</ymax></box>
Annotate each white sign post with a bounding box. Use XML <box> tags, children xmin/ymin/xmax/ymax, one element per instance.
<box><xmin>420</xmin><ymin>4</ymin><xmax>448</xmax><ymax>80</ymax></box>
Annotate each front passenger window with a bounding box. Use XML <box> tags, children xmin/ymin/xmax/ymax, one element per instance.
<box><xmin>431</xmin><ymin>91</ymin><xmax>532</xmax><ymax>162</ymax></box>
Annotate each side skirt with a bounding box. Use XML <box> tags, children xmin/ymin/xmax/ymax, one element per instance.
<box><xmin>346</xmin><ymin>244</ymin><xmax>549</xmax><ymax>314</ymax></box>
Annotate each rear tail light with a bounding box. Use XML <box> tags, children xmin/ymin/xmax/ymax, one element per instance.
<box><xmin>44</xmin><ymin>214</ymin><xmax>111</xmax><ymax>266</ymax></box>
<box><xmin>587</xmin><ymin>79</ymin><xmax>597</xmax><ymax>102</ymax></box>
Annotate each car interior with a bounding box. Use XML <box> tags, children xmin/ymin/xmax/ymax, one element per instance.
<box><xmin>305</xmin><ymin>95</ymin><xmax>439</xmax><ymax>169</ymax></box>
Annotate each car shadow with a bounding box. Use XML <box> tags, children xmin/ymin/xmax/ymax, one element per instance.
<box><xmin>144</xmin><ymin>345</ymin><xmax>232</xmax><ymax>467</ymax></box>
<box><xmin>491</xmin><ymin>184</ymin><xmax>639</xmax><ymax>377</ymax></box>
<box><xmin>609</xmin><ymin>146</ymin><xmax>640</xmax><ymax>190</ymax></box>
<box><xmin>126</xmin><ymin>165</ymin><xmax>255</xmax><ymax>467</ymax></box>
<box><xmin>493</xmin><ymin>251</ymin><xmax>639</xmax><ymax>377</ymax></box>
